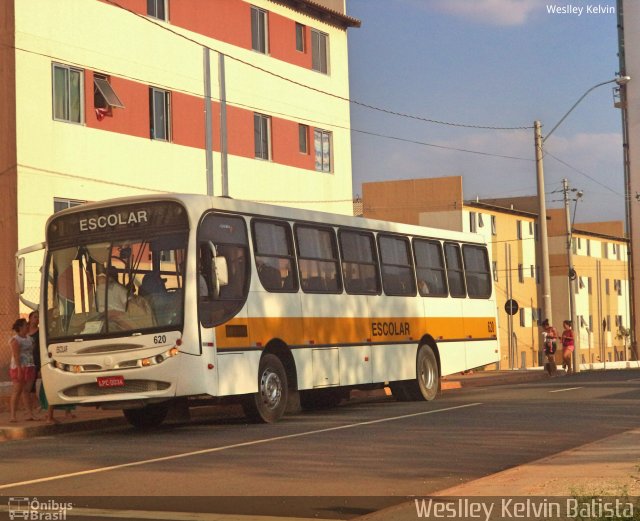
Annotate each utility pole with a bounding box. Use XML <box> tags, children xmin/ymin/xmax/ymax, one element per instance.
<box><xmin>535</xmin><ymin>121</ymin><xmax>553</xmax><ymax>325</ymax></box>
<box><xmin>563</xmin><ymin>178</ymin><xmax>581</xmax><ymax>373</ymax></box>
<box><xmin>203</xmin><ymin>47</ymin><xmax>214</xmax><ymax>196</ymax></box>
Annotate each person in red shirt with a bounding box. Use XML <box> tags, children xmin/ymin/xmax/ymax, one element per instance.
<box><xmin>561</xmin><ymin>320</ymin><xmax>575</xmax><ymax>374</ymax></box>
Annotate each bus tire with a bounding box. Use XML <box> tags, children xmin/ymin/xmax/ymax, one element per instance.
<box><xmin>243</xmin><ymin>353</ymin><xmax>288</xmax><ymax>423</ymax></box>
<box><xmin>123</xmin><ymin>402</ymin><xmax>169</xmax><ymax>429</ymax></box>
<box><xmin>411</xmin><ymin>344</ymin><xmax>440</xmax><ymax>401</ymax></box>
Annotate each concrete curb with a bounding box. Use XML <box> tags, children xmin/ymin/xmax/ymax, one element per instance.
<box><xmin>0</xmin><ymin>414</ymin><xmax>127</xmax><ymax>442</ymax></box>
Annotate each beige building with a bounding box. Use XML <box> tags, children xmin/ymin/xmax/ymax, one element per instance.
<box><xmin>361</xmin><ymin>176</ymin><xmax>631</xmax><ymax>368</ymax></box>
<box><xmin>0</xmin><ymin>0</ymin><xmax>360</xmax><ymax>376</ymax></box>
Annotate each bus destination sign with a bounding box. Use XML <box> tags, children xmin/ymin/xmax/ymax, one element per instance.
<box><xmin>47</xmin><ymin>201</ymin><xmax>188</xmax><ymax>246</ymax></box>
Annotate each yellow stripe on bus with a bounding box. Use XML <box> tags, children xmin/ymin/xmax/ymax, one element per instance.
<box><xmin>214</xmin><ymin>316</ymin><xmax>497</xmax><ymax>349</ymax></box>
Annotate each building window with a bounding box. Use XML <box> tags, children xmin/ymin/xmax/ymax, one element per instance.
<box><xmin>147</xmin><ymin>0</ymin><xmax>167</xmax><ymax>20</ymax></box>
<box><xmin>314</xmin><ymin>129</ymin><xmax>332</xmax><ymax>172</ymax></box>
<box><xmin>251</xmin><ymin>6</ymin><xmax>268</xmax><ymax>54</ymax></box>
<box><xmin>519</xmin><ymin>308</ymin><xmax>526</xmax><ymax>327</ymax></box>
<box><xmin>295</xmin><ymin>23</ymin><xmax>305</xmax><ymax>52</ymax></box>
<box><xmin>587</xmin><ymin>277</ymin><xmax>592</xmax><ymax>294</ymax></box>
<box><xmin>311</xmin><ymin>29</ymin><xmax>328</xmax><ymax>73</ymax></box>
<box><xmin>149</xmin><ymin>88</ymin><xmax>170</xmax><ymax>141</ymax></box>
<box><xmin>54</xmin><ymin>198</ymin><xmax>85</xmax><ymax>213</ymax></box>
<box><xmin>299</xmin><ymin>124</ymin><xmax>308</xmax><ymax>154</ymax></box>
<box><xmin>528</xmin><ymin>222</ymin><xmax>534</xmax><ymax>235</ymax></box>
<box><xmin>52</xmin><ymin>63</ymin><xmax>84</xmax><ymax>124</ymax></box>
<box><xmin>469</xmin><ymin>212</ymin><xmax>477</xmax><ymax>233</ymax></box>
<box><xmin>518</xmin><ymin>264</ymin><xmax>524</xmax><ymax>283</ymax></box>
<box><xmin>491</xmin><ymin>215</ymin><xmax>497</xmax><ymax>235</ymax></box>
<box><xmin>254</xmin><ymin>113</ymin><xmax>271</xmax><ymax>160</ymax></box>
<box><xmin>94</xmin><ymin>74</ymin><xmax>124</xmax><ymax>113</ymax></box>
<box><xmin>492</xmin><ymin>261</ymin><xmax>498</xmax><ymax>282</ymax></box>
<box><xmin>606</xmin><ymin>315</ymin><xmax>611</xmax><ymax>331</ymax></box>
<box><xmin>516</xmin><ymin>221</ymin><xmax>522</xmax><ymax>240</ymax></box>
<box><xmin>478</xmin><ymin>213</ymin><xmax>484</xmax><ymax>228</ymax></box>
<box><xmin>605</xmin><ymin>278</ymin><xmax>610</xmax><ymax>295</ymax></box>
<box><xmin>586</xmin><ymin>239</ymin><xmax>591</xmax><ymax>256</ymax></box>
<box><xmin>530</xmin><ymin>265</ymin><xmax>535</xmax><ymax>278</ymax></box>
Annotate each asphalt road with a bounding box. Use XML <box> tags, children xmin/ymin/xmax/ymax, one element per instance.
<box><xmin>1</xmin><ymin>370</ymin><xmax>640</xmax><ymax>520</ymax></box>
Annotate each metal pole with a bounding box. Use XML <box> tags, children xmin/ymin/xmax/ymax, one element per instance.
<box><xmin>219</xmin><ymin>53</ymin><xmax>229</xmax><ymax>197</ymax></box>
<box><xmin>535</xmin><ymin>121</ymin><xmax>553</xmax><ymax>324</ymax></box>
<box><xmin>507</xmin><ymin>243</ymin><xmax>514</xmax><ymax>369</ymax></box>
<box><xmin>563</xmin><ymin>178</ymin><xmax>580</xmax><ymax>373</ymax></box>
<box><xmin>203</xmin><ymin>47</ymin><xmax>214</xmax><ymax>196</ymax></box>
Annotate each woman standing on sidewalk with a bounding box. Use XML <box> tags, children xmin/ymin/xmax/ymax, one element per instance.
<box><xmin>542</xmin><ymin>319</ymin><xmax>558</xmax><ymax>376</ymax></box>
<box><xmin>561</xmin><ymin>320</ymin><xmax>575</xmax><ymax>374</ymax></box>
<box><xmin>8</xmin><ymin>318</ymin><xmax>39</xmax><ymax>422</ymax></box>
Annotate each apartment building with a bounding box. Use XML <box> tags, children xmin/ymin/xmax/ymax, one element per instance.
<box><xmin>362</xmin><ymin>176</ymin><xmax>542</xmax><ymax>369</ymax></box>
<box><xmin>0</xmin><ymin>0</ymin><xmax>360</xmax><ymax>376</ymax></box>
<box><xmin>547</xmin><ymin>210</ymin><xmax>632</xmax><ymax>363</ymax></box>
<box><xmin>0</xmin><ymin>0</ymin><xmax>360</xmax><ymax>339</ymax></box>
<box><xmin>361</xmin><ymin>176</ymin><xmax>631</xmax><ymax>368</ymax></box>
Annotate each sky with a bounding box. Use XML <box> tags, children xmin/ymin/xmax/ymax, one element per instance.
<box><xmin>346</xmin><ymin>0</ymin><xmax>624</xmax><ymax>223</ymax></box>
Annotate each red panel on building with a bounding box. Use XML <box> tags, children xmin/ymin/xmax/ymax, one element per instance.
<box><xmin>172</xmin><ymin>92</ymin><xmax>205</xmax><ymax>150</ymax></box>
<box><xmin>85</xmin><ymin>71</ymin><xmax>149</xmax><ymax>139</ymax></box>
<box><xmin>272</xmin><ymin>118</ymin><xmax>314</xmax><ymax>170</ymax></box>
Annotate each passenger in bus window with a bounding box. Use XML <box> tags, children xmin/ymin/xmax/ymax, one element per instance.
<box><xmin>96</xmin><ymin>268</ymin><xmax>129</xmax><ymax>313</ymax></box>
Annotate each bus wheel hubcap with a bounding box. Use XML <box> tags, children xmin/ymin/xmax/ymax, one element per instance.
<box><xmin>261</xmin><ymin>370</ymin><xmax>282</xmax><ymax>409</ymax></box>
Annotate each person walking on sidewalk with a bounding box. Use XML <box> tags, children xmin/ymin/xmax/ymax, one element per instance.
<box><xmin>542</xmin><ymin>319</ymin><xmax>558</xmax><ymax>376</ymax></box>
<box><xmin>28</xmin><ymin>310</ymin><xmax>41</xmax><ymax>411</ymax></box>
<box><xmin>561</xmin><ymin>320</ymin><xmax>575</xmax><ymax>374</ymax></box>
<box><xmin>8</xmin><ymin>317</ymin><xmax>39</xmax><ymax>422</ymax></box>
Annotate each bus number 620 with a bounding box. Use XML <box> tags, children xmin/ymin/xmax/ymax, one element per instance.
<box><xmin>153</xmin><ymin>335</ymin><xmax>167</xmax><ymax>344</ymax></box>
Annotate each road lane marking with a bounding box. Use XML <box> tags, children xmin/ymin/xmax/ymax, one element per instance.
<box><xmin>0</xmin><ymin>505</ymin><xmax>333</xmax><ymax>521</ymax></box>
<box><xmin>0</xmin><ymin>402</ymin><xmax>482</xmax><ymax>490</ymax></box>
<box><xmin>549</xmin><ymin>387</ymin><xmax>583</xmax><ymax>393</ymax></box>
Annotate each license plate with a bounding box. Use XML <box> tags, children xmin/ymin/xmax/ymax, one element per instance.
<box><xmin>97</xmin><ymin>375</ymin><xmax>125</xmax><ymax>388</ymax></box>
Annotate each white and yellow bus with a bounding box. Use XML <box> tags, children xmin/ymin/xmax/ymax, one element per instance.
<box><xmin>16</xmin><ymin>194</ymin><xmax>499</xmax><ymax>427</ymax></box>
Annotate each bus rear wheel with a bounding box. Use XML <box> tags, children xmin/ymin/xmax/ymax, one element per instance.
<box><xmin>243</xmin><ymin>353</ymin><xmax>289</xmax><ymax>423</ymax></box>
<box><xmin>402</xmin><ymin>345</ymin><xmax>440</xmax><ymax>401</ymax></box>
<box><xmin>123</xmin><ymin>402</ymin><xmax>169</xmax><ymax>429</ymax></box>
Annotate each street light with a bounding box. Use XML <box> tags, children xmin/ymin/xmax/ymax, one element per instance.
<box><xmin>535</xmin><ymin>75</ymin><xmax>630</xmax><ymax>373</ymax></box>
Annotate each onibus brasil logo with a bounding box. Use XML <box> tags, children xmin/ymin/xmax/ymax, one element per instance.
<box><xmin>8</xmin><ymin>497</ymin><xmax>73</xmax><ymax>520</ymax></box>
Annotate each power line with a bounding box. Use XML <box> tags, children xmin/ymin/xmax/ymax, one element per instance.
<box><xmin>544</xmin><ymin>151</ymin><xmax>623</xmax><ymax>197</ymax></box>
<box><xmin>103</xmin><ymin>0</ymin><xmax>534</xmax><ymax>131</ymax></box>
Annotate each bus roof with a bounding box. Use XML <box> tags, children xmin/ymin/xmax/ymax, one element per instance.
<box><xmin>47</xmin><ymin>193</ymin><xmax>487</xmax><ymax>245</ymax></box>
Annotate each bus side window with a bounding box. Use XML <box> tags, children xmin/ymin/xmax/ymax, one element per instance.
<box><xmin>252</xmin><ymin>219</ymin><xmax>299</xmax><ymax>293</ymax></box>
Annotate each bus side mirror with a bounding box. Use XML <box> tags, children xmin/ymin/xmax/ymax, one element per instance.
<box><xmin>16</xmin><ymin>257</ymin><xmax>25</xmax><ymax>294</ymax></box>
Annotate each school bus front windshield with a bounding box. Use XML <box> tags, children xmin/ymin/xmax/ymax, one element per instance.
<box><xmin>45</xmin><ymin>233</ymin><xmax>187</xmax><ymax>340</ymax></box>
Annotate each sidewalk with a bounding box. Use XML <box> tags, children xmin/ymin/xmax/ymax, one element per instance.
<box><xmin>0</xmin><ymin>369</ymin><xmax>548</xmax><ymax>442</ymax></box>
<box><xmin>357</xmin><ymin>428</ymin><xmax>640</xmax><ymax>520</ymax></box>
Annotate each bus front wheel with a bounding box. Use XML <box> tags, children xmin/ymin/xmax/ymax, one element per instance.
<box><xmin>243</xmin><ymin>353</ymin><xmax>289</xmax><ymax>423</ymax></box>
<box><xmin>123</xmin><ymin>402</ymin><xmax>169</xmax><ymax>429</ymax></box>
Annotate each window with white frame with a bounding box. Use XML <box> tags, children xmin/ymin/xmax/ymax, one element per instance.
<box><xmin>254</xmin><ymin>113</ymin><xmax>271</xmax><ymax>160</ymax></box>
<box><xmin>478</xmin><ymin>213</ymin><xmax>484</xmax><ymax>228</ymax></box>
<box><xmin>147</xmin><ymin>0</ymin><xmax>167</xmax><ymax>20</ymax></box>
<box><xmin>52</xmin><ymin>63</ymin><xmax>84</xmax><ymax>124</ymax></box>
<box><xmin>311</xmin><ymin>29</ymin><xmax>328</xmax><ymax>73</ymax></box>
<box><xmin>149</xmin><ymin>88</ymin><xmax>170</xmax><ymax>141</ymax></box>
<box><xmin>251</xmin><ymin>6</ymin><xmax>268</xmax><ymax>54</ymax></box>
<box><xmin>54</xmin><ymin>197</ymin><xmax>86</xmax><ymax>214</ymax></box>
<box><xmin>314</xmin><ymin>129</ymin><xmax>331</xmax><ymax>172</ymax></box>
<box><xmin>94</xmin><ymin>74</ymin><xmax>124</xmax><ymax>112</ymax></box>
<box><xmin>469</xmin><ymin>212</ymin><xmax>477</xmax><ymax>233</ymax></box>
